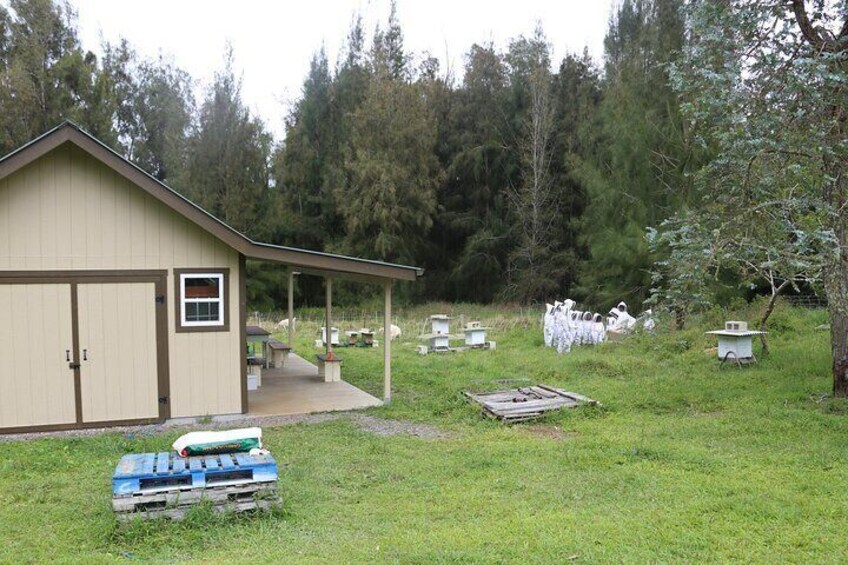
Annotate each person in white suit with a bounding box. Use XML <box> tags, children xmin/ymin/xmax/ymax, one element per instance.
<box><xmin>591</xmin><ymin>313</ymin><xmax>606</xmax><ymax>344</ymax></box>
<box><xmin>555</xmin><ymin>300</ymin><xmax>576</xmax><ymax>354</ymax></box>
<box><xmin>608</xmin><ymin>301</ymin><xmax>636</xmax><ymax>333</ymax></box>
<box><xmin>580</xmin><ymin>311</ymin><xmax>594</xmax><ymax>344</ymax></box>
<box><xmin>543</xmin><ymin>303</ymin><xmax>555</xmax><ymax>347</ymax></box>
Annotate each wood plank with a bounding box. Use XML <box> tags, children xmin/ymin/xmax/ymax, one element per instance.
<box><xmin>141</xmin><ymin>453</ymin><xmax>155</xmax><ymax>475</ymax></box>
<box><xmin>113</xmin><ymin>483</ymin><xmax>275</xmax><ymax>511</ymax></box>
<box><xmin>172</xmin><ymin>457</ymin><xmax>186</xmax><ymax>473</ymax></box>
<box><xmin>115</xmin><ymin>499</ymin><xmax>280</xmax><ymax>521</ymax></box>
<box><xmin>220</xmin><ymin>454</ymin><xmax>236</xmax><ymax>470</ymax></box>
<box><xmin>204</xmin><ymin>455</ymin><xmax>219</xmax><ymax>471</ymax></box>
<box><xmin>528</xmin><ymin>386</ymin><xmax>559</xmax><ymax>399</ymax></box>
<box><xmin>536</xmin><ymin>385</ymin><xmax>598</xmax><ymax>405</ymax></box>
<box><xmin>482</xmin><ymin>398</ymin><xmax>576</xmax><ymax>413</ymax></box>
<box><xmin>155</xmin><ymin>452</ymin><xmax>169</xmax><ymax>474</ymax></box>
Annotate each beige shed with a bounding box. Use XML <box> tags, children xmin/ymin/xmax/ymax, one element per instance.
<box><xmin>0</xmin><ymin>122</ymin><xmax>421</xmax><ymax>434</ymax></box>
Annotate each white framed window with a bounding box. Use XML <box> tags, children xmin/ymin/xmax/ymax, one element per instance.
<box><xmin>175</xmin><ymin>270</ymin><xmax>228</xmax><ymax>331</ymax></box>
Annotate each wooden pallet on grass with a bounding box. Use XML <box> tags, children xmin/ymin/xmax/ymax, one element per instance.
<box><xmin>112</xmin><ymin>451</ymin><xmax>280</xmax><ymax>521</ymax></box>
<box><xmin>465</xmin><ymin>384</ymin><xmax>597</xmax><ymax>422</ymax></box>
<box><xmin>113</xmin><ymin>482</ymin><xmax>280</xmax><ymax>521</ymax></box>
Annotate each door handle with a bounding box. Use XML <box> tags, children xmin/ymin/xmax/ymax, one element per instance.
<box><xmin>83</xmin><ymin>349</ymin><xmax>88</xmax><ymax>361</ymax></box>
<box><xmin>67</xmin><ymin>349</ymin><xmax>80</xmax><ymax>370</ymax></box>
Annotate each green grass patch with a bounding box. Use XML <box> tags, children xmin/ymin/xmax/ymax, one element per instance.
<box><xmin>1</xmin><ymin>306</ymin><xmax>847</xmax><ymax>563</ymax></box>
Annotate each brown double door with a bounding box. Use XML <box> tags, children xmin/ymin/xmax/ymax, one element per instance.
<box><xmin>0</xmin><ymin>272</ymin><xmax>169</xmax><ymax>433</ymax></box>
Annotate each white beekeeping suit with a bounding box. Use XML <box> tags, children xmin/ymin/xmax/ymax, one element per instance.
<box><xmin>551</xmin><ymin>304</ymin><xmax>563</xmax><ymax>351</ymax></box>
<box><xmin>641</xmin><ymin>309</ymin><xmax>656</xmax><ymax>332</ymax></box>
<box><xmin>555</xmin><ymin>300</ymin><xmax>575</xmax><ymax>354</ymax></box>
<box><xmin>570</xmin><ymin>310</ymin><xmax>583</xmax><ymax>346</ymax></box>
<box><xmin>592</xmin><ymin>313</ymin><xmax>606</xmax><ymax>344</ymax></box>
<box><xmin>608</xmin><ymin>301</ymin><xmax>636</xmax><ymax>333</ymax></box>
<box><xmin>543</xmin><ymin>303</ymin><xmax>554</xmax><ymax>347</ymax></box>
<box><xmin>581</xmin><ymin>311</ymin><xmax>594</xmax><ymax>344</ymax></box>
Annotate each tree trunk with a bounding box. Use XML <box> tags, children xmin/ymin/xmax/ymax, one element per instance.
<box><xmin>823</xmin><ymin>140</ymin><xmax>848</xmax><ymax>396</ymax></box>
<box><xmin>825</xmin><ymin>226</ymin><xmax>848</xmax><ymax>396</ymax></box>
<box><xmin>790</xmin><ymin>0</ymin><xmax>848</xmax><ymax>394</ymax></box>
<box><xmin>674</xmin><ymin>306</ymin><xmax>685</xmax><ymax>331</ymax></box>
<box><xmin>758</xmin><ymin>279</ymin><xmax>790</xmax><ymax>354</ymax></box>
<box><xmin>830</xmin><ymin>310</ymin><xmax>848</xmax><ymax>396</ymax></box>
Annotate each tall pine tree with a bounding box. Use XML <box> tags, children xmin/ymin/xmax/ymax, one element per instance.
<box><xmin>187</xmin><ymin>49</ymin><xmax>272</xmax><ymax>239</ymax></box>
<box><xmin>577</xmin><ymin>0</ymin><xmax>694</xmax><ymax>307</ymax></box>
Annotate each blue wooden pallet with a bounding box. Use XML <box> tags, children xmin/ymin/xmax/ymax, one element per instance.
<box><xmin>112</xmin><ymin>451</ymin><xmax>278</xmax><ymax>496</ymax></box>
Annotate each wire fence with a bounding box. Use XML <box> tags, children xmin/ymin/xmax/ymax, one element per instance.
<box><xmin>247</xmin><ymin>304</ymin><xmax>544</xmax><ymax>339</ymax></box>
<box><xmin>784</xmin><ymin>295</ymin><xmax>828</xmax><ymax>309</ymax></box>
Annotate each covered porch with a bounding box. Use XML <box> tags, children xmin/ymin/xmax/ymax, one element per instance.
<box><xmin>241</xmin><ymin>244</ymin><xmax>422</xmax><ymax>415</ymax></box>
<box><xmin>247</xmin><ymin>353</ymin><xmax>381</xmax><ymax>416</ymax></box>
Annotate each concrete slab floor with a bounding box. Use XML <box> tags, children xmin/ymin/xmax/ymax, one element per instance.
<box><xmin>246</xmin><ymin>353</ymin><xmax>382</xmax><ymax>417</ymax></box>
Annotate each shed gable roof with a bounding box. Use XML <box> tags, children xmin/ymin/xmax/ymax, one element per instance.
<box><xmin>0</xmin><ymin>122</ymin><xmax>422</xmax><ymax>282</ymax></box>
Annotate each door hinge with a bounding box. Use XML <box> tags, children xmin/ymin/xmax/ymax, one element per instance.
<box><xmin>155</xmin><ymin>295</ymin><xmax>165</xmax><ymax>304</ymax></box>
<box><xmin>158</xmin><ymin>396</ymin><xmax>169</xmax><ymax>404</ymax></box>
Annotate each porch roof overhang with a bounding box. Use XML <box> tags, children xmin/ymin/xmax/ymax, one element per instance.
<box><xmin>0</xmin><ymin>121</ymin><xmax>423</xmax><ymax>283</ymax></box>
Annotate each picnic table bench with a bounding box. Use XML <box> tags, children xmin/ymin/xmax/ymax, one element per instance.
<box><xmin>246</xmin><ymin>325</ymin><xmax>271</xmax><ymax>368</ymax></box>
<box><xmin>316</xmin><ymin>353</ymin><xmax>342</xmax><ymax>382</ymax></box>
<box><xmin>267</xmin><ymin>339</ymin><xmax>292</xmax><ymax>369</ymax></box>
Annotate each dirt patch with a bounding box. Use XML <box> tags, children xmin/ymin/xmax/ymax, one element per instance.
<box><xmin>0</xmin><ymin>412</ymin><xmax>449</xmax><ymax>443</ymax></box>
<box><xmin>523</xmin><ymin>425</ymin><xmax>578</xmax><ymax>441</ymax></box>
<box><xmin>347</xmin><ymin>414</ymin><xmax>449</xmax><ymax>439</ymax></box>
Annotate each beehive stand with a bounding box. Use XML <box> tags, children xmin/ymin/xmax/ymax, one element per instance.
<box><xmin>419</xmin><ymin>314</ymin><xmax>456</xmax><ymax>354</ymax></box>
<box><xmin>112</xmin><ymin>451</ymin><xmax>280</xmax><ymax>520</ymax></box>
<box><xmin>706</xmin><ymin>321</ymin><xmax>765</xmax><ymax>368</ymax></box>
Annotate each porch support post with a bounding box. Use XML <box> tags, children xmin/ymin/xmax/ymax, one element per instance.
<box><xmin>325</xmin><ymin>277</ymin><xmax>333</xmax><ymax>355</ymax></box>
<box><xmin>287</xmin><ymin>270</ymin><xmax>295</xmax><ymax>346</ymax></box>
<box><xmin>383</xmin><ymin>281</ymin><xmax>392</xmax><ymax>403</ymax></box>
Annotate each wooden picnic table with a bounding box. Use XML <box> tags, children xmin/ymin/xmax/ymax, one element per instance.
<box><xmin>246</xmin><ymin>325</ymin><xmax>271</xmax><ymax>368</ymax></box>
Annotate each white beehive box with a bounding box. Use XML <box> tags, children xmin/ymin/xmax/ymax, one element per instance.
<box><xmin>321</xmin><ymin>327</ymin><xmax>340</xmax><ymax>346</ymax></box>
<box><xmin>706</xmin><ymin>321</ymin><xmax>764</xmax><ymax>362</ymax></box>
<box><xmin>464</xmin><ymin>321</ymin><xmax>488</xmax><ymax>347</ymax></box>
<box><xmin>431</xmin><ymin>314</ymin><xmax>451</xmax><ymax>335</ymax></box>
<box><xmin>429</xmin><ymin>334</ymin><xmax>451</xmax><ymax>351</ymax></box>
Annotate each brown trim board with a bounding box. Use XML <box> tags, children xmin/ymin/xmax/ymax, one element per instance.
<box><xmin>154</xmin><ymin>276</ymin><xmax>172</xmax><ymax>420</ymax></box>
<box><xmin>70</xmin><ymin>283</ymin><xmax>82</xmax><ymax>425</ymax></box>
<box><xmin>0</xmin><ymin>270</ymin><xmax>168</xmax><ymax>284</ymax></box>
<box><xmin>239</xmin><ymin>254</ymin><xmax>248</xmax><ymax>414</ymax></box>
<box><xmin>0</xmin><ymin>417</ymin><xmax>162</xmax><ymax>436</ymax></box>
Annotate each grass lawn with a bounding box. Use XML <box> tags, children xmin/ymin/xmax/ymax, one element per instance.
<box><xmin>2</xmin><ymin>303</ymin><xmax>847</xmax><ymax>563</ymax></box>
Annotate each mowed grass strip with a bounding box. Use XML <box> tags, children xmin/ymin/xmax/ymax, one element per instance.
<box><xmin>1</xmin><ymin>304</ymin><xmax>846</xmax><ymax>563</ymax></box>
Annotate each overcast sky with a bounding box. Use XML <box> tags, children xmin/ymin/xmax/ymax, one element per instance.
<box><xmin>69</xmin><ymin>0</ymin><xmax>611</xmax><ymax>140</ymax></box>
